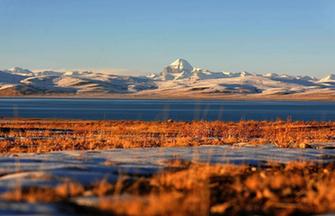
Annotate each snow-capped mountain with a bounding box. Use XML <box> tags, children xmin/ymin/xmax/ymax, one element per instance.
<box><xmin>6</xmin><ymin>67</ymin><xmax>33</xmax><ymax>76</ymax></box>
<box><xmin>0</xmin><ymin>68</ymin><xmax>157</xmax><ymax>95</ymax></box>
<box><xmin>151</xmin><ymin>58</ymin><xmax>231</xmax><ymax>81</ymax></box>
<box><xmin>0</xmin><ymin>58</ymin><xmax>334</xmax><ymax>98</ymax></box>
<box><xmin>145</xmin><ymin>59</ymin><xmax>332</xmax><ymax>96</ymax></box>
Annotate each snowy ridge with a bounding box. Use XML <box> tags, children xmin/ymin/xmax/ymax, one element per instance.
<box><xmin>0</xmin><ymin>58</ymin><xmax>334</xmax><ymax>96</ymax></box>
<box><xmin>319</xmin><ymin>74</ymin><xmax>335</xmax><ymax>83</ymax></box>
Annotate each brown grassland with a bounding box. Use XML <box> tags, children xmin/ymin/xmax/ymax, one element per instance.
<box><xmin>1</xmin><ymin>161</ymin><xmax>335</xmax><ymax>215</ymax></box>
<box><xmin>0</xmin><ymin>119</ymin><xmax>335</xmax><ymax>153</ymax></box>
<box><xmin>1</xmin><ymin>119</ymin><xmax>335</xmax><ymax>215</ymax></box>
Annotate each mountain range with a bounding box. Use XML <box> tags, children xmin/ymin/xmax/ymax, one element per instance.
<box><xmin>0</xmin><ymin>59</ymin><xmax>334</xmax><ymax>100</ymax></box>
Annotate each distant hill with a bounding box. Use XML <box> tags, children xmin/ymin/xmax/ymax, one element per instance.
<box><xmin>0</xmin><ymin>59</ymin><xmax>334</xmax><ymax>100</ymax></box>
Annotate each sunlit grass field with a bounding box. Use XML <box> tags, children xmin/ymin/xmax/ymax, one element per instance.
<box><xmin>1</xmin><ymin>119</ymin><xmax>335</xmax><ymax>215</ymax></box>
<box><xmin>1</xmin><ymin>119</ymin><xmax>335</xmax><ymax>153</ymax></box>
<box><xmin>1</xmin><ymin>161</ymin><xmax>335</xmax><ymax>215</ymax></box>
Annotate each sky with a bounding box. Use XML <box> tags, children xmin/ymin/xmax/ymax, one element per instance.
<box><xmin>0</xmin><ymin>0</ymin><xmax>334</xmax><ymax>77</ymax></box>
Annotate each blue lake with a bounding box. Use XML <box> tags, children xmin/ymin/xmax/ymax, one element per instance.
<box><xmin>0</xmin><ymin>98</ymin><xmax>335</xmax><ymax>121</ymax></box>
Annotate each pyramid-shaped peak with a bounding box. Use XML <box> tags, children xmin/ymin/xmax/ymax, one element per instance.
<box><xmin>170</xmin><ymin>58</ymin><xmax>193</xmax><ymax>71</ymax></box>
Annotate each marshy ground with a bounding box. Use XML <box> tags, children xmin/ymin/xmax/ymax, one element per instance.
<box><xmin>0</xmin><ymin>119</ymin><xmax>335</xmax><ymax>215</ymax></box>
<box><xmin>1</xmin><ymin>119</ymin><xmax>335</xmax><ymax>153</ymax></box>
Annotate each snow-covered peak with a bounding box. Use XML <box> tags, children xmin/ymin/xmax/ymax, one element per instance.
<box><xmin>296</xmin><ymin>75</ymin><xmax>317</xmax><ymax>81</ymax></box>
<box><xmin>239</xmin><ymin>71</ymin><xmax>253</xmax><ymax>77</ymax></box>
<box><xmin>264</xmin><ymin>73</ymin><xmax>279</xmax><ymax>78</ymax></box>
<box><xmin>154</xmin><ymin>59</ymin><xmax>258</xmax><ymax>81</ymax></box>
<box><xmin>7</xmin><ymin>67</ymin><xmax>32</xmax><ymax>75</ymax></box>
<box><xmin>33</xmin><ymin>70</ymin><xmax>63</xmax><ymax>77</ymax></box>
<box><xmin>152</xmin><ymin>58</ymin><xmax>196</xmax><ymax>81</ymax></box>
<box><xmin>319</xmin><ymin>74</ymin><xmax>335</xmax><ymax>82</ymax></box>
<box><xmin>170</xmin><ymin>58</ymin><xmax>194</xmax><ymax>72</ymax></box>
<box><xmin>63</xmin><ymin>70</ymin><xmax>93</xmax><ymax>77</ymax></box>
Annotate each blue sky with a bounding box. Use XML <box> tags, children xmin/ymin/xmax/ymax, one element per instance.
<box><xmin>0</xmin><ymin>0</ymin><xmax>334</xmax><ymax>77</ymax></box>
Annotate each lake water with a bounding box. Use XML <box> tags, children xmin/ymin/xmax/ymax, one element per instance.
<box><xmin>1</xmin><ymin>98</ymin><xmax>335</xmax><ymax>121</ymax></box>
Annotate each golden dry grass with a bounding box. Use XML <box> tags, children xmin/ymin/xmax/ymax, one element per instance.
<box><xmin>1</xmin><ymin>162</ymin><xmax>335</xmax><ymax>215</ymax></box>
<box><xmin>0</xmin><ymin>119</ymin><xmax>335</xmax><ymax>153</ymax></box>
<box><xmin>1</xmin><ymin>119</ymin><xmax>335</xmax><ymax>215</ymax></box>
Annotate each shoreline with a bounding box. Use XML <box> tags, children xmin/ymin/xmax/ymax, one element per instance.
<box><xmin>1</xmin><ymin>93</ymin><xmax>335</xmax><ymax>102</ymax></box>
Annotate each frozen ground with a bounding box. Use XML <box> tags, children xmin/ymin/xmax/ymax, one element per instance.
<box><xmin>1</xmin><ymin>144</ymin><xmax>335</xmax><ymax>215</ymax></box>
